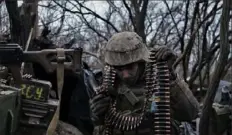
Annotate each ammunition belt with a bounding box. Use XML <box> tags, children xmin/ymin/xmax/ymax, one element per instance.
<box><xmin>150</xmin><ymin>50</ymin><xmax>171</xmax><ymax>135</ymax></box>
<box><xmin>96</xmin><ymin>50</ymin><xmax>171</xmax><ymax>135</ymax></box>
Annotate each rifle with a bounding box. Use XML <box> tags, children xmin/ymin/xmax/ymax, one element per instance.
<box><xmin>0</xmin><ymin>43</ymin><xmax>83</xmax><ymax>135</ymax></box>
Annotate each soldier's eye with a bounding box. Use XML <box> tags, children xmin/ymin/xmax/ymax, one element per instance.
<box><xmin>115</xmin><ymin>68</ymin><xmax>124</xmax><ymax>72</ymax></box>
<box><xmin>115</xmin><ymin>66</ymin><xmax>124</xmax><ymax>71</ymax></box>
<box><xmin>114</xmin><ymin>63</ymin><xmax>137</xmax><ymax>71</ymax></box>
<box><xmin>126</xmin><ymin>65</ymin><xmax>134</xmax><ymax>70</ymax></box>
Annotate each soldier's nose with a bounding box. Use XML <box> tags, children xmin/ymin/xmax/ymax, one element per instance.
<box><xmin>122</xmin><ymin>70</ymin><xmax>130</xmax><ymax>78</ymax></box>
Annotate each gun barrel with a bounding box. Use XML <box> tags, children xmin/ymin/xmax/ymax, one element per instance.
<box><xmin>0</xmin><ymin>43</ymin><xmax>83</xmax><ymax>84</ymax></box>
<box><xmin>23</xmin><ymin>48</ymin><xmax>82</xmax><ymax>73</ymax></box>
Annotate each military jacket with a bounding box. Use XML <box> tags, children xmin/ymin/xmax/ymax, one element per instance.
<box><xmin>93</xmin><ymin>74</ymin><xmax>200</xmax><ymax>135</ymax></box>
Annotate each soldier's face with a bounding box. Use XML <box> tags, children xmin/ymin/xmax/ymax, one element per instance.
<box><xmin>115</xmin><ymin>63</ymin><xmax>139</xmax><ymax>86</ymax></box>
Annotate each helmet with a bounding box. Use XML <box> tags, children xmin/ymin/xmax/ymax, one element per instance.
<box><xmin>104</xmin><ymin>31</ymin><xmax>150</xmax><ymax>66</ymax></box>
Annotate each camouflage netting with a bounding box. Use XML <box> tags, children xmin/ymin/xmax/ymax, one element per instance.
<box><xmin>104</xmin><ymin>31</ymin><xmax>150</xmax><ymax>66</ymax></box>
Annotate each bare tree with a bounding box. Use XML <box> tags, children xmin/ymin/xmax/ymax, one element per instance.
<box><xmin>0</xmin><ymin>2</ymin><xmax>10</xmax><ymax>35</ymax></box>
<box><xmin>48</xmin><ymin>0</ymin><xmax>232</xmax><ymax>88</ymax></box>
<box><xmin>3</xmin><ymin>0</ymin><xmax>231</xmax><ymax>92</ymax></box>
<box><xmin>5</xmin><ymin>0</ymin><xmax>39</xmax><ymax>75</ymax></box>
<box><xmin>1</xmin><ymin>1</ymin><xmax>232</xmax><ymax>134</ymax></box>
<box><xmin>5</xmin><ymin>0</ymin><xmax>39</xmax><ymax>48</ymax></box>
<box><xmin>199</xmin><ymin>0</ymin><xmax>231</xmax><ymax>134</ymax></box>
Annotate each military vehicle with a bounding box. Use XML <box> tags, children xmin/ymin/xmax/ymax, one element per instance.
<box><xmin>0</xmin><ymin>42</ymin><xmax>83</xmax><ymax>135</ymax></box>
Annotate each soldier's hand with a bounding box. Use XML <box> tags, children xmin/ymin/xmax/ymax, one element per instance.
<box><xmin>89</xmin><ymin>94</ymin><xmax>111</xmax><ymax>122</ymax></box>
<box><xmin>153</xmin><ymin>46</ymin><xmax>176</xmax><ymax>61</ymax></box>
<box><xmin>153</xmin><ymin>47</ymin><xmax>177</xmax><ymax>80</ymax></box>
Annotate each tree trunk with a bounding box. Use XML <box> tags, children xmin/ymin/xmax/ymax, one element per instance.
<box><xmin>21</xmin><ymin>0</ymin><xmax>39</xmax><ymax>49</ymax></box>
<box><xmin>199</xmin><ymin>0</ymin><xmax>231</xmax><ymax>135</ymax></box>
<box><xmin>6</xmin><ymin>0</ymin><xmax>39</xmax><ymax>75</ymax></box>
<box><xmin>5</xmin><ymin>0</ymin><xmax>23</xmax><ymax>44</ymax></box>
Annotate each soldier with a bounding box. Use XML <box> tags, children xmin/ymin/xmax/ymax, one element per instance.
<box><xmin>90</xmin><ymin>31</ymin><xmax>200</xmax><ymax>135</ymax></box>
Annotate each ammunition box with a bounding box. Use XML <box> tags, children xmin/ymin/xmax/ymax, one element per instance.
<box><xmin>19</xmin><ymin>99</ymin><xmax>58</xmax><ymax>128</ymax></box>
<box><xmin>0</xmin><ymin>84</ymin><xmax>21</xmax><ymax>135</ymax></box>
<box><xmin>14</xmin><ymin>79</ymin><xmax>59</xmax><ymax>133</ymax></box>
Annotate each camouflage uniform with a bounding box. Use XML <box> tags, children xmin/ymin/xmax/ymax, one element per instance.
<box><xmin>90</xmin><ymin>32</ymin><xmax>200</xmax><ymax>135</ymax></box>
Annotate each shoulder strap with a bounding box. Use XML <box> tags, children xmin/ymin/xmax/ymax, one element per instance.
<box><xmin>46</xmin><ymin>48</ymin><xmax>65</xmax><ymax>135</ymax></box>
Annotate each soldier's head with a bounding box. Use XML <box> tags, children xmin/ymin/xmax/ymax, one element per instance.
<box><xmin>104</xmin><ymin>31</ymin><xmax>150</xmax><ymax>86</ymax></box>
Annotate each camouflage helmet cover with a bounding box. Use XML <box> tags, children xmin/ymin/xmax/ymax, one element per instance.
<box><xmin>104</xmin><ymin>31</ymin><xmax>150</xmax><ymax>66</ymax></box>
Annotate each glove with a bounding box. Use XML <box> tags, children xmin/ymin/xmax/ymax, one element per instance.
<box><xmin>89</xmin><ymin>94</ymin><xmax>111</xmax><ymax>124</ymax></box>
<box><xmin>153</xmin><ymin>47</ymin><xmax>177</xmax><ymax>80</ymax></box>
<box><xmin>153</xmin><ymin>46</ymin><xmax>176</xmax><ymax>61</ymax></box>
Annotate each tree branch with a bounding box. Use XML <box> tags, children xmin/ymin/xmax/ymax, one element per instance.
<box><xmin>199</xmin><ymin>0</ymin><xmax>231</xmax><ymax>134</ymax></box>
<box><xmin>74</xmin><ymin>0</ymin><xmax>119</xmax><ymax>33</ymax></box>
<box><xmin>173</xmin><ymin>1</ymin><xmax>221</xmax><ymax>69</ymax></box>
<box><xmin>122</xmin><ymin>0</ymin><xmax>136</xmax><ymax>31</ymax></box>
